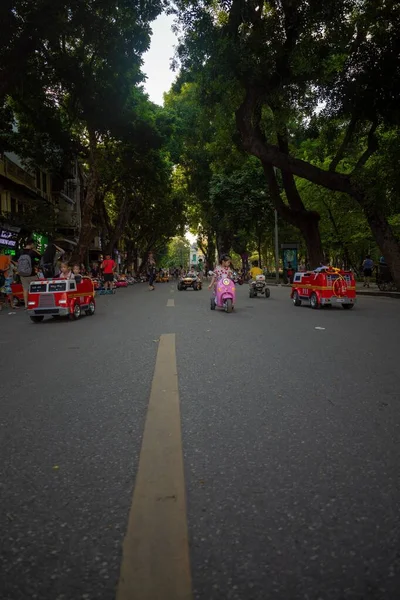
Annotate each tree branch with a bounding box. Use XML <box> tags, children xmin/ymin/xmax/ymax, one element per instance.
<box><xmin>236</xmin><ymin>87</ymin><xmax>356</xmax><ymax>198</ymax></box>
<box><xmin>329</xmin><ymin>115</ymin><xmax>358</xmax><ymax>172</ymax></box>
<box><xmin>276</xmin><ymin>131</ymin><xmax>306</xmax><ymax>212</ymax></box>
<box><xmin>352</xmin><ymin>120</ymin><xmax>379</xmax><ymax>173</ymax></box>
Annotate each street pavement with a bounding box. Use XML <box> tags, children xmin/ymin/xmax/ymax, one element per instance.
<box><xmin>1</xmin><ymin>282</ymin><xmax>400</xmax><ymax>600</ymax></box>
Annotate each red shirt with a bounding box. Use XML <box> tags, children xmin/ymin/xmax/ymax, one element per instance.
<box><xmin>102</xmin><ymin>259</ymin><xmax>115</xmax><ymax>274</ymax></box>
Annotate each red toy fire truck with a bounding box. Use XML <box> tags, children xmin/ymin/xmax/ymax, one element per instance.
<box><xmin>27</xmin><ymin>276</ymin><xmax>95</xmax><ymax>322</ymax></box>
<box><xmin>291</xmin><ymin>268</ymin><xmax>356</xmax><ymax>309</ymax></box>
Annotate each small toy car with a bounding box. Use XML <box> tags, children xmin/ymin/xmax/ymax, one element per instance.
<box><xmin>291</xmin><ymin>268</ymin><xmax>356</xmax><ymax>309</ymax></box>
<box><xmin>249</xmin><ymin>274</ymin><xmax>270</xmax><ymax>298</ymax></box>
<box><xmin>27</xmin><ymin>276</ymin><xmax>96</xmax><ymax>322</ymax></box>
<box><xmin>177</xmin><ymin>273</ymin><xmax>202</xmax><ymax>291</ymax></box>
<box><xmin>210</xmin><ymin>277</ymin><xmax>235</xmax><ymax>313</ymax></box>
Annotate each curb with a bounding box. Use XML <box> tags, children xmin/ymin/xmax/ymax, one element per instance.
<box><xmin>356</xmin><ymin>290</ymin><xmax>400</xmax><ymax>299</ymax></box>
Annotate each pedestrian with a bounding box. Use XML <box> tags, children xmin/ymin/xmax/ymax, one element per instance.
<box><xmin>0</xmin><ymin>250</ymin><xmax>18</xmax><ymax>311</ymax></box>
<box><xmin>362</xmin><ymin>254</ymin><xmax>374</xmax><ymax>288</ymax></box>
<box><xmin>17</xmin><ymin>239</ymin><xmax>41</xmax><ymax>308</ymax></box>
<box><xmin>101</xmin><ymin>253</ymin><xmax>116</xmax><ymax>291</ymax></box>
<box><xmin>148</xmin><ymin>253</ymin><xmax>156</xmax><ymax>290</ymax></box>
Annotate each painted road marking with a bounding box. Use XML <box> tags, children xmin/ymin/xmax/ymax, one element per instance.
<box><xmin>117</xmin><ymin>334</ymin><xmax>192</xmax><ymax>600</ymax></box>
<box><xmin>167</xmin><ymin>298</ymin><xmax>175</xmax><ymax>307</ymax></box>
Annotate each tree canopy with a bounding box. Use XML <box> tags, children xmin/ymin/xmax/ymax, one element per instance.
<box><xmin>1</xmin><ymin>1</ymin><xmax>399</xmax><ymax>282</ymax></box>
<box><xmin>171</xmin><ymin>0</ymin><xmax>400</xmax><ymax>282</ymax></box>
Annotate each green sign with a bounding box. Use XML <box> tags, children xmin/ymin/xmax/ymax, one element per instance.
<box><xmin>282</xmin><ymin>248</ymin><xmax>298</xmax><ymax>271</ymax></box>
<box><xmin>33</xmin><ymin>233</ymin><xmax>49</xmax><ymax>253</ymax></box>
<box><xmin>4</xmin><ymin>249</ymin><xmax>16</xmax><ymax>256</ymax></box>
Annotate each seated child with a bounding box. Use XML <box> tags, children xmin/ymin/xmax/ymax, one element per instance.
<box><xmin>59</xmin><ymin>262</ymin><xmax>73</xmax><ymax>279</ymax></box>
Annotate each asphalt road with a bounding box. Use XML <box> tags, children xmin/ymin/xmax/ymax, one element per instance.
<box><xmin>1</xmin><ymin>282</ymin><xmax>399</xmax><ymax>600</ymax></box>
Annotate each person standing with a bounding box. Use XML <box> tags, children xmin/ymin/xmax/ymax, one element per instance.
<box><xmin>0</xmin><ymin>250</ymin><xmax>17</xmax><ymax>311</ymax></box>
<box><xmin>362</xmin><ymin>254</ymin><xmax>374</xmax><ymax>288</ymax></box>
<box><xmin>17</xmin><ymin>239</ymin><xmax>41</xmax><ymax>308</ymax></box>
<box><xmin>101</xmin><ymin>253</ymin><xmax>116</xmax><ymax>291</ymax></box>
<box><xmin>147</xmin><ymin>252</ymin><xmax>156</xmax><ymax>290</ymax></box>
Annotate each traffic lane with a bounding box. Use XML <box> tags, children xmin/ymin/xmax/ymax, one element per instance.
<box><xmin>0</xmin><ymin>285</ymin><xmax>169</xmax><ymax>600</ymax></box>
<box><xmin>174</xmin><ymin>286</ymin><xmax>400</xmax><ymax>599</ymax></box>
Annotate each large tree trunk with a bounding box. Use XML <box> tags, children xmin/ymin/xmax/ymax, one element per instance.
<box><xmin>106</xmin><ymin>194</ymin><xmax>132</xmax><ymax>255</ymax></box>
<box><xmin>359</xmin><ymin>202</ymin><xmax>400</xmax><ymax>286</ymax></box>
<box><xmin>263</xmin><ymin>162</ymin><xmax>324</xmax><ymax>268</ymax></box>
<box><xmin>74</xmin><ymin>128</ymin><xmax>99</xmax><ymax>263</ymax></box>
<box><xmin>216</xmin><ymin>229</ymin><xmax>233</xmax><ymax>257</ymax></box>
<box><xmin>324</xmin><ymin>203</ymin><xmax>353</xmax><ymax>270</ymax></box>
<box><xmin>198</xmin><ymin>230</ymin><xmax>216</xmax><ymax>272</ymax></box>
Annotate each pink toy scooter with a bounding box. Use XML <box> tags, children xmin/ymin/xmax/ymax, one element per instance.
<box><xmin>210</xmin><ymin>277</ymin><xmax>236</xmax><ymax>313</ymax></box>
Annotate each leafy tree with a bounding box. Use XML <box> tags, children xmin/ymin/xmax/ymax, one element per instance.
<box><xmin>1</xmin><ymin>0</ymin><xmax>164</xmax><ymax>260</ymax></box>
<box><xmin>159</xmin><ymin>236</ymin><xmax>190</xmax><ymax>268</ymax></box>
<box><xmin>173</xmin><ymin>0</ymin><xmax>400</xmax><ymax>284</ymax></box>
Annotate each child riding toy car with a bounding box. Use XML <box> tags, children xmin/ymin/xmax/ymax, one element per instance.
<box><xmin>249</xmin><ymin>274</ymin><xmax>270</xmax><ymax>298</ymax></box>
<box><xmin>27</xmin><ymin>275</ymin><xmax>96</xmax><ymax>322</ymax></box>
<box><xmin>210</xmin><ymin>276</ymin><xmax>236</xmax><ymax>313</ymax></box>
<box><xmin>177</xmin><ymin>272</ymin><xmax>202</xmax><ymax>291</ymax></box>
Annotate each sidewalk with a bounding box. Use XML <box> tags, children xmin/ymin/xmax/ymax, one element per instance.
<box><xmin>355</xmin><ymin>283</ymin><xmax>400</xmax><ymax>299</ymax></box>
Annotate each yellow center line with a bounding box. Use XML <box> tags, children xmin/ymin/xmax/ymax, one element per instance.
<box><xmin>167</xmin><ymin>299</ymin><xmax>175</xmax><ymax>307</ymax></box>
<box><xmin>117</xmin><ymin>334</ymin><xmax>192</xmax><ymax>600</ymax></box>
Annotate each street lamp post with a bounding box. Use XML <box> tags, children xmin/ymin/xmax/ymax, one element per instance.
<box><xmin>274</xmin><ymin>209</ymin><xmax>279</xmax><ymax>284</ymax></box>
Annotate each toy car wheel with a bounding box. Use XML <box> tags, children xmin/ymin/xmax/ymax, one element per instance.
<box><xmin>249</xmin><ymin>289</ymin><xmax>254</xmax><ymax>298</ymax></box>
<box><xmin>265</xmin><ymin>288</ymin><xmax>271</xmax><ymax>298</ymax></box>
<box><xmin>30</xmin><ymin>316</ymin><xmax>44</xmax><ymax>323</ymax></box>
<box><xmin>210</xmin><ymin>297</ymin><xmax>216</xmax><ymax>310</ymax></box>
<box><xmin>342</xmin><ymin>304</ymin><xmax>354</xmax><ymax>310</ymax></box>
<box><xmin>69</xmin><ymin>302</ymin><xmax>81</xmax><ymax>320</ymax></box>
<box><xmin>177</xmin><ymin>283</ymin><xmax>183</xmax><ymax>291</ymax></box>
<box><xmin>225</xmin><ymin>299</ymin><xmax>233</xmax><ymax>313</ymax></box>
<box><xmin>310</xmin><ymin>292</ymin><xmax>319</xmax><ymax>309</ymax></box>
<box><xmin>293</xmin><ymin>291</ymin><xmax>301</xmax><ymax>306</ymax></box>
<box><xmin>193</xmin><ymin>282</ymin><xmax>198</xmax><ymax>291</ymax></box>
<box><xmin>85</xmin><ymin>300</ymin><xmax>96</xmax><ymax>316</ymax></box>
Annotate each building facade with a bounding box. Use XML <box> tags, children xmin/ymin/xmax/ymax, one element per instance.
<box><xmin>0</xmin><ymin>151</ymin><xmax>84</xmax><ymax>256</ymax></box>
<box><xmin>189</xmin><ymin>243</ymin><xmax>204</xmax><ymax>268</ymax></box>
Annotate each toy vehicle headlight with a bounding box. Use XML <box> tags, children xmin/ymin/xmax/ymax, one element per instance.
<box><xmin>223</xmin><ymin>278</ymin><xmax>230</xmax><ymax>286</ymax></box>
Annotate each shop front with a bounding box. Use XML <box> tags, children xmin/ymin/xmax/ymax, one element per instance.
<box><xmin>0</xmin><ymin>226</ymin><xmax>20</xmax><ymax>257</ymax></box>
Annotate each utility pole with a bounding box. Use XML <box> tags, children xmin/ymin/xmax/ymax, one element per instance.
<box><xmin>274</xmin><ymin>209</ymin><xmax>279</xmax><ymax>284</ymax></box>
<box><xmin>273</xmin><ymin>166</ymin><xmax>280</xmax><ymax>284</ymax></box>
